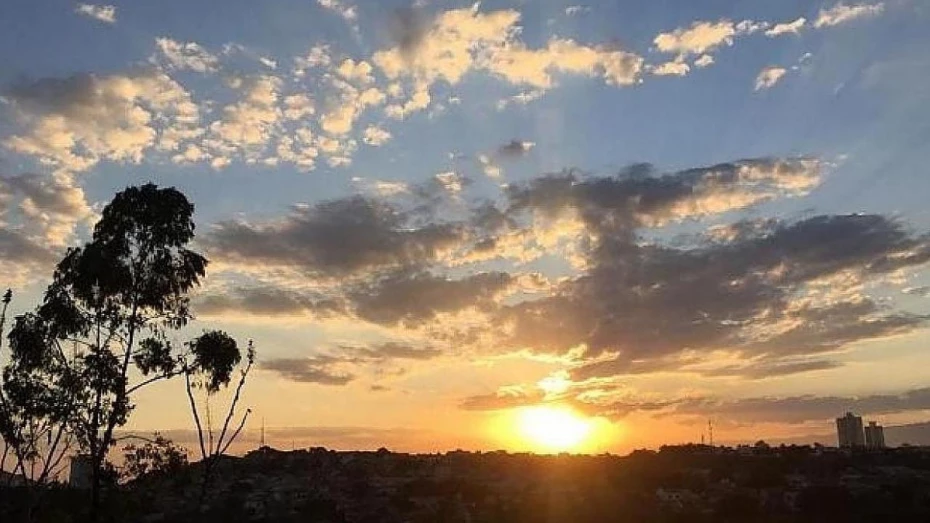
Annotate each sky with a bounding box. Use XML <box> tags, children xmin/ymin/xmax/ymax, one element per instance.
<box><xmin>1</xmin><ymin>0</ymin><xmax>930</xmax><ymax>454</ymax></box>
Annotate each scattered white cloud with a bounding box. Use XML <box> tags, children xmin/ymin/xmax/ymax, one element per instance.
<box><xmin>336</xmin><ymin>59</ymin><xmax>375</xmax><ymax>84</ymax></box>
<box><xmin>154</xmin><ymin>37</ymin><xmax>220</xmax><ymax>73</ymax></box>
<box><xmin>766</xmin><ymin>17</ymin><xmax>807</xmax><ymax>36</ymax></box>
<box><xmin>384</xmin><ymin>82</ymin><xmax>431</xmax><ymax>119</ymax></box>
<box><xmin>373</xmin><ymin>6</ymin><xmax>642</xmax><ymax>118</ymax></box>
<box><xmin>206</xmin><ymin>75</ymin><xmax>282</xmax><ymax>159</ymax></box>
<box><xmin>362</xmin><ymin>125</ymin><xmax>392</xmax><ymax>146</ymax></box>
<box><xmin>4</xmin><ymin>71</ymin><xmax>200</xmax><ymax>172</ymax></box>
<box><xmin>755</xmin><ymin>66</ymin><xmax>788</xmax><ymax>91</ymax></box>
<box><xmin>564</xmin><ymin>6</ymin><xmax>590</xmax><ymax>16</ymax></box>
<box><xmin>434</xmin><ymin>171</ymin><xmax>464</xmax><ymax>194</ymax></box>
<box><xmin>694</xmin><ymin>54</ymin><xmax>715</xmax><ymax>68</ymax></box>
<box><xmin>282</xmin><ymin>94</ymin><xmax>315</xmax><ymax>120</ymax></box>
<box><xmin>650</xmin><ymin>60</ymin><xmax>690</xmax><ymax>77</ymax></box>
<box><xmin>496</xmin><ymin>89</ymin><xmax>546</xmax><ymax>111</ymax></box>
<box><xmin>814</xmin><ymin>2</ymin><xmax>885</xmax><ymax>28</ymax></box>
<box><xmin>488</xmin><ymin>38</ymin><xmax>644</xmax><ymax>88</ymax></box>
<box><xmin>293</xmin><ymin>44</ymin><xmax>332</xmax><ymax>78</ymax></box>
<box><xmin>320</xmin><ymin>84</ymin><xmax>385</xmax><ymax>135</ymax></box>
<box><xmin>259</xmin><ymin>57</ymin><xmax>278</xmax><ymax>70</ymax></box>
<box><xmin>317</xmin><ymin>0</ymin><xmax>358</xmax><ymax>24</ymax></box>
<box><xmin>75</xmin><ymin>4</ymin><xmax>116</xmax><ymax>24</ymax></box>
<box><xmin>351</xmin><ymin>177</ymin><xmax>408</xmax><ymax>196</ymax></box>
<box><xmin>654</xmin><ymin>19</ymin><xmax>756</xmax><ymax>58</ymax></box>
<box><xmin>478</xmin><ymin>154</ymin><xmax>501</xmax><ymax>178</ymax></box>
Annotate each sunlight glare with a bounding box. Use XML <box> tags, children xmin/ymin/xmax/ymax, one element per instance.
<box><xmin>516</xmin><ymin>406</ymin><xmax>593</xmax><ymax>452</ymax></box>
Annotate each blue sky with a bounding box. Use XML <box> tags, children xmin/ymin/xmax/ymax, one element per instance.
<box><xmin>1</xmin><ymin>0</ymin><xmax>929</xmax><ymax>452</ymax></box>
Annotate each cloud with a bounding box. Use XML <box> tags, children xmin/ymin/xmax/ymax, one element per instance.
<box><xmin>460</xmin><ymin>380</ymin><xmax>930</xmax><ymax>426</ymax></box>
<box><xmin>203</xmin><ymin>155</ymin><xmax>929</xmax><ymax>384</ymax></box>
<box><xmin>497</xmin><ymin>139</ymin><xmax>535</xmax><ymax>158</ymax></box>
<box><xmin>293</xmin><ymin>44</ymin><xmax>332</xmax><ymax>78</ymax></box>
<box><xmin>320</xmin><ymin>84</ymin><xmax>385</xmax><ymax>136</ymax></box>
<box><xmin>194</xmin><ymin>286</ymin><xmax>345</xmax><ymax>318</ymax></box>
<box><xmin>478</xmin><ymin>154</ymin><xmax>502</xmax><ymax>179</ymax></box>
<box><xmin>903</xmin><ymin>286</ymin><xmax>930</xmax><ymax>297</ymax></box>
<box><xmin>261</xmin><ymin>342</ymin><xmax>441</xmax><ymax>385</ymax></box>
<box><xmin>434</xmin><ymin>171</ymin><xmax>465</xmax><ymax>194</ymax></box>
<box><xmin>653</xmin><ymin>19</ymin><xmax>765</xmax><ymax>59</ymax></box>
<box><xmin>0</xmin><ymin>172</ymin><xmax>93</xmax><ymax>283</ymax></box>
<box><xmin>154</xmin><ymin>37</ymin><xmax>220</xmax><ymax>73</ymax></box>
<box><xmin>649</xmin><ymin>60</ymin><xmax>691</xmax><ymax>77</ymax></box>
<box><xmin>350</xmin><ymin>270</ymin><xmax>513</xmax><ymax>327</ymax></box>
<box><xmin>755</xmin><ymin>66</ymin><xmax>787</xmax><ymax>91</ymax></box>
<box><xmin>3</xmin><ymin>71</ymin><xmax>200</xmax><ymax>172</ymax></box>
<box><xmin>486</xmin><ymin>38</ymin><xmax>644</xmax><ymax>89</ymax></box>
<box><xmin>459</xmin><ymin>386</ymin><xmax>543</xmax><ymax>411</ymax></box>
<box><xmin>204</xmin><ymin>75</ymin><xmax>281</xmax><ymax>159</ymax></box>
<box><xmin>496</xmin><ymin>89</ymin><xmax>546</xmax><ymax>110</ymax></box>
<box><xmin>261</xmin><ymin>357</ymin><xmax>355</xmax><ymax>385</ymax></box>
<box><xmin>814</xmin><ymin>2</ymin><xmax>885</xmax><ymax>28</ymax></box>
<box><xmin>362</xmin><ymin>125</ymin><xmax>392</xmax><ymax>146</ymax></box>
<box><xmin>75</xmin><ymin>4</ymin><xmax>116</xmax><ymax>24</ymax></box>
<box><xmin>693</xmin><ymin>54</ymin><xmax>714</xmax><ymax>68</ymax></box>
<box><xmin>372</xmin><ymin>5</ymin><xmax>642</xmax><ymax>116</ymax></box>
<box><xmin>674</xmin><ymin>387</ymin><xmax>930</xmax><ymax>424</ymax></box>
<box><xmin>765</xmin><ymin>17</ymin><xmax>807</xmax><ymax>37</ymax></box>
<box><xmin>564</xmin><ymin>6</ymin><xmax>590</xmax><ymax>17</ymax></box>
<box><xmin>204</xmin><ymin>195</ymin><xmax>464</xmax><ymax>278</ymax></box>
<box><xmin>317</xmin><ymin>0</ymin><xmax>358</xmax><ymax>23</ymax></box>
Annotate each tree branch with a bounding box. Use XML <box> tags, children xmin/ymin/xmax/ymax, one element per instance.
<box><xmin>184</xmin><ymin>369</ymin><xmax>207</xmax><ymax>460</ymax></box>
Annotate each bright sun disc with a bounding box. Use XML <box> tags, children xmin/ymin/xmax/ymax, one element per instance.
<box><xmin>516</xmin><ymin>406</ymin><xmax>592</xmax><ymax>452</ymax></box>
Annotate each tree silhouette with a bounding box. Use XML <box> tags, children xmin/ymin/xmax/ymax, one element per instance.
<box><xmin>2</xmin><ymin>183</ymin><xmax>243</xmax><ymax>521</ymax></box>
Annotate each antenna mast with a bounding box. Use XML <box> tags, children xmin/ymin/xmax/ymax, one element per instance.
<box><xmin>261</xmin><ymin>417</ymin><xmax>265</xmax><ymax>447</ymax></box>
<box><xmin>708</xmin><ymin>419</ymin><xmax>714</xmax><ymax>447</ymax></box>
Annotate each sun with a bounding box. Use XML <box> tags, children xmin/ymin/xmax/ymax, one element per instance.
<box><xmin>515</xmin><ymin>406</ymin><xmax>593</xmax><ymax>453</ymax></box>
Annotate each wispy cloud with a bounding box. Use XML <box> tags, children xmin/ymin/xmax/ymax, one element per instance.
<box><xmin>755</xmin><ymin>66</ymin><xmax>788</xmax><ymax>91</ymax></box>
<box><xmin>75</xmin><ymin>3</ymin><xmax>116</xmax><ymax>24</ymax></box>
<box><xmin>815</xmin><ymin>2</ymin><xmax>885</xmax><ymax>28</ymax></box>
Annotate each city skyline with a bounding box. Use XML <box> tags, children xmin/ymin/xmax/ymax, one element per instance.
<box><xmin>1</xmin><ymin>0</ymin><xmax>930</xmax><ymax>454</ymax></box>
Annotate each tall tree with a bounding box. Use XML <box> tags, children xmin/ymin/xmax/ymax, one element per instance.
<box><xmin>3</xmin><ymin>183</ymin><xmax>239</xmax><ymax>520</ymax></box>
<box><xmin>183</xmin><ymin>334</ymin><xmax>256</xmax><ymax>509</ymax></box>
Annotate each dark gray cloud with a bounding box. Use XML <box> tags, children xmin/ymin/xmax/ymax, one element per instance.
<box><xmin>262</xmin><ymin>342</ymin><xmax>441</xmax><ymax>385</ymax></box>
<box><xmin>501</xmin><ymin>213</ymin><xmax>930</xmax><ymax>378</ymax></box>
<box><xmin>496</xmin><ymin>139</ymin><xmax>535</xmax><ymax>158</ymax></box>
<box><xmin>698</xmin><ymin>358</ymin><xmax>842</xmax><ymax>379</ymax></box>
<box><xmin>904</xmin><ymin>286</ymin><xmax>930</xmax><ymax>297</ymax></box>
<box><xmin>261</xmin><ymin>357</ymin><xmax>355</xmax><ymax>385</ymax></box>
<box><xmin>205</xmin><ymin>156</ymin><xmax>930</xmax><ymax>381</ymax></box>
<box><xmin>195</xmin><ymin>286</ymin><xmax>345</xmax><ymax>317</ymax></box>
<box><xmin>1</xmin><ymin>173</ymin><xmax>89</xmax><ymax>217</ymax></box>
<box><xmin>0</xmin><ymin>228</ymin><xmax>58</xmax><ymax>264</ymax></box>
<box><xmin>4</xmin><ymin>74</ymin><xmax>101</xmax><ymax>116</ymax></box>
<box><xmin>671</xmin><ymin>387</ymin><xmax>930</xmax><ymax>424</ymax></box>
<box><xmin>0</xmin><ymin>172</ymin><xmax>88</xmax><ymax>269</ymax></box>
<box><xmin>351</xmin><ymin>270</ymin><xmax>512</xmax><ymax>326</ymax></box>
<box><xmin>459</xmin><ymin>388</ymin><xmax>544</xmax><ymax>411</ymax></box>
<box><xmin>204</xmin><ymin>196</ymin><xmax>464</xmax><ymax>278</ymax></box>
<box><xmin>387</xmin><ymin>6</ymin><xmax>430</xmax><ymax>60</ymax></box>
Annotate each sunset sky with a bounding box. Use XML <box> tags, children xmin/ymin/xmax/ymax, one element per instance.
<box><xmin>1</xmin><ymin>0</ymin><xmax>929</xmax><ymax>454</ymax></box>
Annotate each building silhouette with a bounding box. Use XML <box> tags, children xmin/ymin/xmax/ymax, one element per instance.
<box><xmin>836</xmin><ymin>412</ymin><xmax>865</xmax><ymax>447</ymax></box>
<box><xmin>865</xmin><ymin>421</ymin><xmax>886</xmax><ymax>449</ymax></box>
<box><xmin>69</xmin><ymin>454</ymin><xmax>93</xmax><ymax>489</ymax></box>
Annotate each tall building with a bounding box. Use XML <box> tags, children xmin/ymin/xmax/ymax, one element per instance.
<box><xmin>836</xmin><ymin>412</ymin><xmax>865</xmax><ymax>447</ymax></box>
<box><xmin>865</xmin><ymin>421</ymin><xmax>886</xmax><ymax>449</ymax></box>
